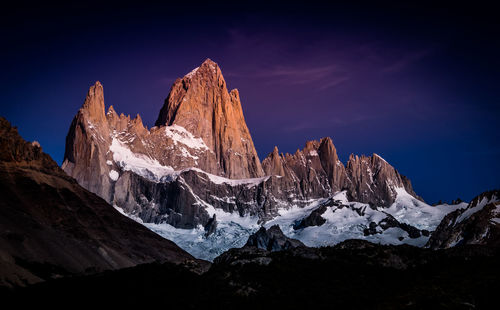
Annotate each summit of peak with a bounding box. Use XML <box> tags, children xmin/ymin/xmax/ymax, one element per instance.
<box><xmin>183</xmin><ymin>59</ymin><xmax>219</xmax><ymax>79</ymax></box>
<box><xmin>270</xmin><ymin>146</ymin><xmax>280</xmax><ymax>157</ymax></box>
<box><xmin>320</xmin><ymin>136</ymin><xmax>333</xmax><ymax>145</ymax></box>
<box><xmin>373</xmin><ymin>153</ymin><xmax>388</xmax><ymax>164</ymax></box>
<box><xmin>202</xmin><ymin>58</ymin><xmax>216</xmax><ymax>66</ymax></box>
<box><xmin>199</xmin><ymin>58</ymin><xmax>220</xmax><ymax>75</ymax></box>
<box><xmin>82</xmin><ymin>81</ymin><xmax>106</xmax><ymax>122</ymax></box>
<box><xmin>88</xmin><ymin>81</ymin><xmax>104</xmax><ymax>96</ymax></box>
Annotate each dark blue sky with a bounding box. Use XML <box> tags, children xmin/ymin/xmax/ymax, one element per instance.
<box><xmin>1</xmin><ymin>1</ymin><xmax>499</xmax><ymax>203</ymax></box>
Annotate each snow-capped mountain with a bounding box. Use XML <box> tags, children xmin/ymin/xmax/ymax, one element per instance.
<box><xmin>62</xmin><ymin>58</ymin><xmax>467</xmax><ymax>260</ymax></box>
<box><xmin>427</xmin><ymin>190</ymin><xmax>500</xmax><ymax>249</ymax></box>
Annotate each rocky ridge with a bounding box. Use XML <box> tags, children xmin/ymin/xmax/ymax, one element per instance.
<box><xmin>262</xmin><ymin>140</ymin><xmax>418</xmax><ymax>208</ymax></box>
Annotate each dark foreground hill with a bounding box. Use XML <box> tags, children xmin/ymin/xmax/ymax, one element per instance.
<box><xmin>0</xmin><ymin>117</ymin><xmax>203</xmax><ymax>287</ymax></box>
<box><xmin>4</xmin><ymin>239</ymin><xmax>499</xmax><ymax>309</ymax></box>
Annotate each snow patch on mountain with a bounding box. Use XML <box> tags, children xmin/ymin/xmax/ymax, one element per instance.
<box><xmin>110</xmin><ymin>138</ymin><xmax>175</xmax><ymax>181</ymax></box>
<box><xmin>164</xmin><ymin>124</ymin><xmax>209</xmax><ymax>150</ymax></box>
<box><xmin>109</xmin><ymin>170</ymin><xmax>119</xmax><ymax>181</ymax></box>
<box><xmin>193</xmin><ymin>167</ymin><xmax>270</xmax><ymax>188</ymax></box>
<box><xmin>385</xmin><ymin>187</ymin><xmax>468</xmax><ymax>230</ymax></box>
<box><xmin>185</xmin><ymin>67</ymin><xmax>199</xmax><ymax>79</ymax></box>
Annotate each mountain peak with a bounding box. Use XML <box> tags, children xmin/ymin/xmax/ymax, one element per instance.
<box><xmin>198</xmin><ymin>58</ymin><xmax>220</xmax><ymax>77</ymax></box>
<box><xmin>82</xmin><ymin>81</ymin><xmax>105</xmax><ymax>123</ymax></box>
<box><xmin>184</xmin><ymin>59</ymin><xmax>220</xmax><ymax>80</ymax></box>
<box><xmin>200</xmin><ymin>58</ymin><xmax>218</xmax><ymax>70</ymax></box>
<box><xmin>262</xmin><ymin>146</ymin><xmax>285</xmax><ymax>176</ymax></box>
<box><xmin>202</xmin><ymin>58</ymin><xmax>216</xmax><ymax>65</ymax></box>
<box><xmin>155</xmin><ymin>59</ymin><xmax>263</xmax><ymax>178</ymax></box>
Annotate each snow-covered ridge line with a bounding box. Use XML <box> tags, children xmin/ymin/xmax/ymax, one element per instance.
<box><xmin>373</xmin><ymin>153</ymin><xmax>388</xmax><ymax>163</ymax></box>
<box><xmin>385</xmin><ymin>187</ymin><xmax>468</xmax><ymax>230</ymax></box>
<box><xmin>455</xmin><ymin>194</ymin><xmax>499</xmax><ymax>225</ymax></box>
<box><xmin>189</xmin><ymin>167</ymin><xmax>270</xmax><ymax>187</ymax></box>
<box><xmin>185</xmin><ymin>67</ymin><xmax>199</xmax><ymax>79</ymax></box>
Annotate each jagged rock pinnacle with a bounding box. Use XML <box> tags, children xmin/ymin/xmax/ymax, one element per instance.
<box><xmin>82</xmin><ymin>81</ymin><xmax>106</xmax><ymax>123</ymax></box>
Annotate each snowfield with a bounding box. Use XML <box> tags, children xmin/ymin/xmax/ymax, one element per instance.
<box><xmin>385</xmin><ymin>187</ymin><xmax>468</xmax><ymax>230</ymax></box>
<box><xmin>110</xmin><ymin>137</ymin><xmax>175</xmax><ymax>182</ymax></box>
<box><xmin>164</xmin><ymin>124</ymin><xmax>209</xmax><ymax>151</ymax></box>
<box><xmin>114</xmin><ymin>188</ymin><xmax>467</xmax><ymax>261</ymax></box>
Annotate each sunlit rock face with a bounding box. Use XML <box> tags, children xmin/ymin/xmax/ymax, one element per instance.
<box><xmin>155</xmin><ymin>58</ymin><xmax>264</xmax><ymax>179</ymax></box>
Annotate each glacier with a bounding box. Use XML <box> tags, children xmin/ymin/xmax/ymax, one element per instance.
<box><xmin>115</xmin><ymin>188</ymin><xmax>467</xmax><ymax>261</ymax></box>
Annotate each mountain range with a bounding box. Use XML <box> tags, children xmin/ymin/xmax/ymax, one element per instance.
<box><xmin>60</xmin><ymin>58</ymin><xmax>496</xmax><ymax>260</ymax></box>
<box><xmin>1</xmin><ymin>59</ymin><xmax>499</xmax><ymax>308</ymax></box>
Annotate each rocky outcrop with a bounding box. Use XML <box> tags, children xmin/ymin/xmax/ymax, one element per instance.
<box><xmin>345</xmin><ymin>153</ymin><xmax>418</xmax><ymax>207</ymax></box>
<box><xmin>261</xmin><ymin>139</ymin><xmax>340</xmax><ymax>201</ymax></box>
<box><xmin>364</xmin><ymin>214</ymin><xmax>427</xmax><ymax>239</ymax></box>
<box><xmin>0</xmin><ymin>117</ymin><xmax>200</xmax><ymax>288</ymax></box>
<box><xmin>427</xmin><ymin>190</ymin><xmax>500</xmax><ymax>249</ymax></box>
<box><xmin>204</xmin><ymin>214</ymin><xmax>217</xmax><ymax>237</ymax></box>
<box><xmin>245</xmin><ymin>225</ymin><xmax>305</xmax><ymax>251</ymax></box>
<box><xmin>293</xmin><ymin>204</ymin><xmax>327</xmax><ymax>229</ymax></box>
<box><xmin>292</xmin><ymin>198</ymin><xmax>344</xmax><ymax>230</ymax></box>
<box><xmin>214</xmin><ymin>225</ymin><xmax>305</xmax><ymax>266</ymax></box>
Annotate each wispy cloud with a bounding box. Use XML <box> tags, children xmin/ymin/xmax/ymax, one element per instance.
<box><xmin>219</xmin><ymin>29</ymin><xmax>437</xmax><ymax>94</ymax></box>
<box><xmin>227</xmin><ymin>64</ymin><xmax>350</xmax><ymax>90</ymax></box>
<box><xmin>382</xmin><ymin>49</ymin><xmax>433</xmax><ymax>73</ymax></box>
<box><xmin>317</xmin><ymin>76</ymin><xmax>350</xmax><ymax>90</ymax></box>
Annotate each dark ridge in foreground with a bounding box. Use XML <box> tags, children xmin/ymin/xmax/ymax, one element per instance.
<box><xmin>0</xmin><ymin>117</ymin><xmax>204</xmax><ymax>288</ymax></box>
<box><xmin>3</xmin><ymin>240</ymin><xmax>499</xmax><ymax>309</ymax></box>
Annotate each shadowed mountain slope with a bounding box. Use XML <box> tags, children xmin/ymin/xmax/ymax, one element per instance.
<box><xmin>0</xmin><ymin>117</ymin><xmax>202</xmax><ymax>288</ymax></box>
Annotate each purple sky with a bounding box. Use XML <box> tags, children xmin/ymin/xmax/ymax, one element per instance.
<box><xmin>1</xmin><ymin>1</ymin><xmax>499</xmax><ymax>203</ymax></box>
